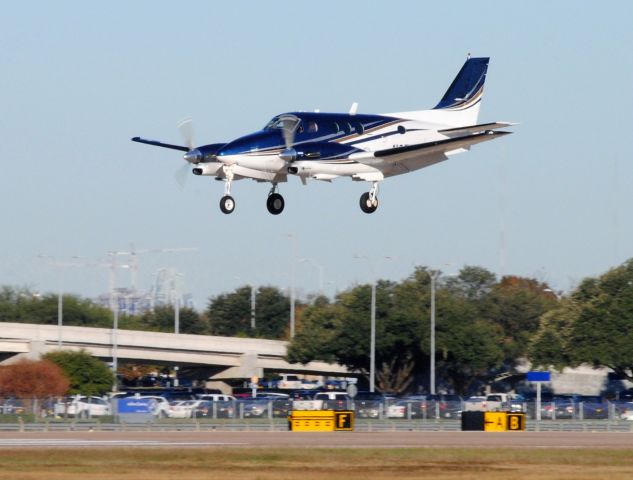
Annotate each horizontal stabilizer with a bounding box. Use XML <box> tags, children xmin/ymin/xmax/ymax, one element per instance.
<box><xmin>131</xmin><ymin>137</ymin><xmax>189</xmax><ymax>152</ymax></box>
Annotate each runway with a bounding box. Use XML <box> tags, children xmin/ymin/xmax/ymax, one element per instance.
<box><xmin>1</xmin><ymin>431</ymin><xmax>633</xmax><ymax>448</ymax></box>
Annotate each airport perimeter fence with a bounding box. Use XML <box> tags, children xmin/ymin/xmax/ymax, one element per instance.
<box><xmin>2</xmin><ymin>396</ymin><xmax>633</xmax><ymax>425</ymax></box>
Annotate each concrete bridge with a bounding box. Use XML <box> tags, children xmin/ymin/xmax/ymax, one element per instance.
<box><xmin>0</xmin><ymin>322</ymin><xmax>349</xmax><ymax>382</ymax></box>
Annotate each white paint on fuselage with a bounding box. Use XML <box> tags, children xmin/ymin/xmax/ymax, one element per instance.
<box><xmin>223</xmin><ymin>116</ymin><xmax>459</xmax><ymax>181</ymax></box>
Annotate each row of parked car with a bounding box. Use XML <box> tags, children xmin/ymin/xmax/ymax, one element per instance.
<box><xmin>7</xmin><ymin>390</ymin><xmax>633</xmax><ymax>421</ymax></box>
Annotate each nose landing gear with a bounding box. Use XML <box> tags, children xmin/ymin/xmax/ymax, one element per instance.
<box><xmin>220</xmin><ymin>165</ymin><xmax>236</xmax><ymax>214</ymax></box>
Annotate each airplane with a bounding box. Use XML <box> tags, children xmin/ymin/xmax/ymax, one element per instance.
<box><xmin>132</xmin><ymin>55</ymin><xmax>513</xmax><ymax>215</ymax></box>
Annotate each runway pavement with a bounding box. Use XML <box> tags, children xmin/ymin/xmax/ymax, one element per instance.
<box><xmin>1</xmin><ymin>430</ymin><xmax>633</xmax><ymax>448</ymax></box>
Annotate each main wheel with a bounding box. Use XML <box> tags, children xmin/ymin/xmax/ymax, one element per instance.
<box><xmin>220</xmin><ymin>195</ymin><xmax>236</xmax><ymax>214</ymax></box>
<box><xmin>266</xmin><ymin>193</ymin><xmax>285</xmax><ymax>215</ymax></box>
<box><xmin>359</xmin><ymin>192</ymin><xmax>378</xmax><ymax>213</ymax></box>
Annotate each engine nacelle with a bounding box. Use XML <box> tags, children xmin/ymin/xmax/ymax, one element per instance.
<box><xmin>192</xmin><ymin>163</ymin><xmax>222</xmax><ymax>176</ymax></box>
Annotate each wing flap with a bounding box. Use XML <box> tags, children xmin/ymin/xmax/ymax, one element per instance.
<box><xmin>350</xmin><ymin>131</ymin><xmax>511</xmax><ymax>168</ymax></box>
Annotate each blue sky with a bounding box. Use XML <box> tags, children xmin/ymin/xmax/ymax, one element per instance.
<box><xmin>1</xmin><ymin>1</ymin><xmax>632</xmax><ymax>309</ymax></box>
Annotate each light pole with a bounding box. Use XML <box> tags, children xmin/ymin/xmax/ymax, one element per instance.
<box><xmin>354</xmin><ymin>256</ymin><xmax>376</xmax><ymax>391</ymax></box>
<box><xmin>250</xmin><ymin>284</ymin><xmax>256</xmax><ymax>331</ymax></box>
<box><xmin>57</xmin><ymin>270</ymin><xmax>63</xmax><ymax>349</ymax></box>
<box><xmin>427</xmin><ymin>269</ymin><xmax>441</xmax><ymax>396</ymax></box>
<box><xmin>235</xmin><ymin>275</ymin><xmax>257</xmax><ymax>331</ymax></box>
<box><xmin>286</xmin><ymin>234</ymin><xmax>297</xmax><ymax>338</ymax></box>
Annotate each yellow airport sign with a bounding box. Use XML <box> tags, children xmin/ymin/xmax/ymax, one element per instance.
<box><xmin>289</xmin><ymin>410</ymin><xmax>355</xmax><ymax>432</ymax></box>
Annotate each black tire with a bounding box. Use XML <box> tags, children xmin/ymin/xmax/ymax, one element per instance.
<box><xmin>266</xmin><ymin>193</ymin><xmax>285</xmax><ymax>215</ymax></box>
<box><xmin>220</xmin><ymin>195</ymin><xmax>236</xmax><ymax>214</ymax></box>
<box><xmin>359</xmin><ymin>192</ymin><xmax>378</xmax><ymax>213</ymax></box>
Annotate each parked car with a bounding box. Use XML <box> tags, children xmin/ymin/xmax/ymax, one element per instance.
<box><xmin>616</xmin><ymin>401</ymin><xmax>633</xmax><ymax>420</ymax></box>
<box><xmin>387</xmin><ymin>399</ymin><xmax>426</xmax><ymax>419</ymax></box>
<box><xmin>192</xmin><ymin>398</ymin><xmax>235</xmax><ymax>419</ymax></box>
<box><xmin>242</xmin><ymin>393</ymin><xmax>291</xmax><ymax>418</ymax></box>
<box><xmin>1</xmin><ymin>397</ymin><xmax>25</xmax><ymax>415</ymax></box>
<box><xmin>578</xmin><ymin>396</ymin><xmax>608</xmax><ymax>419</ymax></box>
<box><xmin>277</xmin><ymin>374</ymin><xmax>303</xmax><ymax>390</ymax></box>
<box><xmin>167</xmin><ymin>400</ymin><xmax>200</xmax><ymax>418</ymax></box>
<box><xmin>314</xmin><ymin>391</ymin><xmax>351</xmax><ymax>410</ymax></box>
<box><xmin>424</xmin><ymin>394</ymin><xmax>463</xmax><ymax>419</ymax></box>
<box><xmin>54</xmin><ymin>396</ymin><xmax>111</xmax><ymax>418</ymax></box>
<box><xmin>353</xmin><ymin>392</ymin><xmax>387</xmax><ymax>418</ymax></box>
<box><xmin>463</xmin><ymin>396</ymin><xmax>487</xmax><ymax>412</ymax></box>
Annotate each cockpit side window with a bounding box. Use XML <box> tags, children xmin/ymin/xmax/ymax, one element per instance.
<box><xmin>307</xmin><ymin>121</ymin><xmax>318</xmax><ymax>133</ymax></box>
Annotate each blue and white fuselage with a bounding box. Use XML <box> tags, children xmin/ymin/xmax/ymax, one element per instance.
<box><xmin>132</xmin><ymin>56</ymin><xmax>514</xmax><ymax>214</ymax></box>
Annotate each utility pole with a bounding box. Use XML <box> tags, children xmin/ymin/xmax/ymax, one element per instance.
<box><xmin>250</xmin><ymin>285</ymin><xmax>256</xmax><ymax>331</ymax></box>
<box><xmin>286</xmin><ymin>234</ymin><xmax>297</xmax><ymax>338</ymax></box>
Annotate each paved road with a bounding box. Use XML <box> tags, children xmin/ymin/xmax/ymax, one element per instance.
<box><xmin>1</xmin><ymin>431</ymin><xmax>633</xmax><ymax>448</ymax></box>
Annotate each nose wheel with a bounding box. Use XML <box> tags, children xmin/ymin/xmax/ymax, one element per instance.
<box><xmin>220</xmin><ymin>195</ymin><xmax>235</xmax><ymax>214</ymax></box>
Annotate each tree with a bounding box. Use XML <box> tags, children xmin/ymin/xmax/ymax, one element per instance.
<box><xmin>207</xmin><ymin>286</ymin><xmax>290</xmax><ymax>339</ymax></box>
<box><xmin>530</xmin><ymin>259</ymin><xmax>633</xmax><ymax>380</ymax></box>
<box><xmin>141</xmin><ymin>305</ymin><xmax>207</xmax><ymax>334</ymax></box>
<box><xmin>0</xmin><ymin>359</ymin><xmax>70</xmax><ymax>397</ymax></box>
<box><xmin>0</xmin><ymin>286</ymin><xmax>112</xmax><ymax>327</ymax></box>
<box><xmin>43</xmin><ymin>350</ymin><xmax>114</xmax><ymax>395</ymax></box>
<box><xmin>289</xmin><ymin>279</ymin><xmax>420</xmax><ymax>393</ymax></box>
<box><xmin>445</xmin><ymin>265</ymin><xmax>497</xmax><ymax>301</ymax></box>
<box><xmin>480</xmin><ymin>276</ymin><xmax>558</xmax><ymax>364</ymax></box>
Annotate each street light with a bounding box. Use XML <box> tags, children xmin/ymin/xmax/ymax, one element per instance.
<box><xmin>285</xmin><ymin>234</ymin><xmax>297</xmax><ymax>338</ymax></box>
<box><xmin>425</xmin><ymin>268</ymin><xmax>457</xmax><ymax>395</ymax></box>
<box><xmin>354</xmin><ymin>255</ymin><xmax>393</xmax><ymax>393</ymax></box>
<box><xmin>427</xmin><ymin>269</ymin><xmax>441</xmax><ymax>396</ymax></box>
<box><xmin>234</xmin><ymin>275</ymin><xmax>257</xmax><ymax>331</ymax></box>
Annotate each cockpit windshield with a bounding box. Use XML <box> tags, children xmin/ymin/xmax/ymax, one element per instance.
<box><xmin>263</xmin><ymin>115</ymin><xmax>301</xmax><ymax>132</ymax></box>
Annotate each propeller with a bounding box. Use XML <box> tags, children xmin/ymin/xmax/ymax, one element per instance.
<box><xmin>174</xmin><ymin>118</ymin><xmax>201</xmax><ymax>189</ymax></box>
<box><xmin>279</xmin><ymin>115</ymin><xmax>299</xmax><ymax>162</ymax></box>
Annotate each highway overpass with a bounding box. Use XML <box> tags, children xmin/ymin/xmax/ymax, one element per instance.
<box><xmin>0</xmin><ymin>322</ymin><xmax>349</xmax><ymax>381</ymax></box>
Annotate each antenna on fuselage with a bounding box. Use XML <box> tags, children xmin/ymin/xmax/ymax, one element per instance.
<box><xmin>349</xmin><ymin>102</ymin><xmax>358</xmax><ymax>115</ymax></box>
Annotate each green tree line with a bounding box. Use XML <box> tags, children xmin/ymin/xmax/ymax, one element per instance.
<box><xmin>2</xmin><ymin>259</ymin><xmax>633</xmax><ymax>394</ymax></box>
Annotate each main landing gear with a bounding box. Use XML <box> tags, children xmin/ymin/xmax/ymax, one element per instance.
<box><xmin>266</xmin><ymin>183</ymin><xmax>284</xmax><ymax>215</ymax></box>
<box><xmin>359</xmin><ymin>181</ymin><xmax>379</xmax><ymax>214</ymax></box>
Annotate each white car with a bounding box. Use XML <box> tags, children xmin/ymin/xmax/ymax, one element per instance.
<box><xmin>126</xmin><ymin>395</ymin><xmax>171</xmax><ymax>418</ymax></box>
<box><xmin>167</xmin><ymin>400</ymin><xmax>207</xmax><ymax>418</ymax></box>
<box><xmin>54</xmin><ymin>396</ymin><xmax>112</xmax><ymax>418</ymax></box>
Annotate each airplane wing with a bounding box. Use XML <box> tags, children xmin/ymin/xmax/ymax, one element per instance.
<box><xmin>349</xmin><ymin>130</ymin><xmax>511</xmax><ymax>169</ymax></box>
<box><xmin>131</xmin><ymin>137</ymin><xmax>189</xmax><ymax>152</ymax></box>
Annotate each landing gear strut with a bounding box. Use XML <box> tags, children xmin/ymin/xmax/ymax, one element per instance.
<box><xmin>360</xmin><ymin>181</ymin><xmax>379</xmax><ymax>214</ymax></box>
<box><xmin>220</xmin><ymin>165</ymin><xmax>235</xmax><ymax>214</ymax></box>
<box><xmin>266</xmin><ymin>183</ymin><xmax>285</xmax><ymax>215</ymax></box>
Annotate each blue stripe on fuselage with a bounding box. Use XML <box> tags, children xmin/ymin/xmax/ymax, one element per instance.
<box><xmin>217</xmin><ymin>112</ymin><xmax>398</xmax><ymax>157</ymax></box>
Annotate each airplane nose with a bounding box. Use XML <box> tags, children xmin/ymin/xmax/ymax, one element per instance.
<box><xmin>183</xmin><ymin>149</ymin><xmax>202</xmax><ymax>164</ymax></box>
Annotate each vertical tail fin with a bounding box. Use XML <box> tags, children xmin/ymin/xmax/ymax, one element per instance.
<box><xmin>385</xmin><ymin>56</ymin><xmax>491</xmax><ymax>127</ymax></box>
<box><xmin>434</xmin><ymin>57</ymin><xmax>489</xmax><ymax>110</ymax></box>
<box><xmin>430</xmin><ymin>56</ymin><xmax>489</xmax><ymax>125</ymax></box>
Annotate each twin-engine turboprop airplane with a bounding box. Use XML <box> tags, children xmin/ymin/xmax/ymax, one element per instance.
<box><xmin>132</xmin><ymin>56</ymin><xmax>513</xmax><ymax>215</ymax></box>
